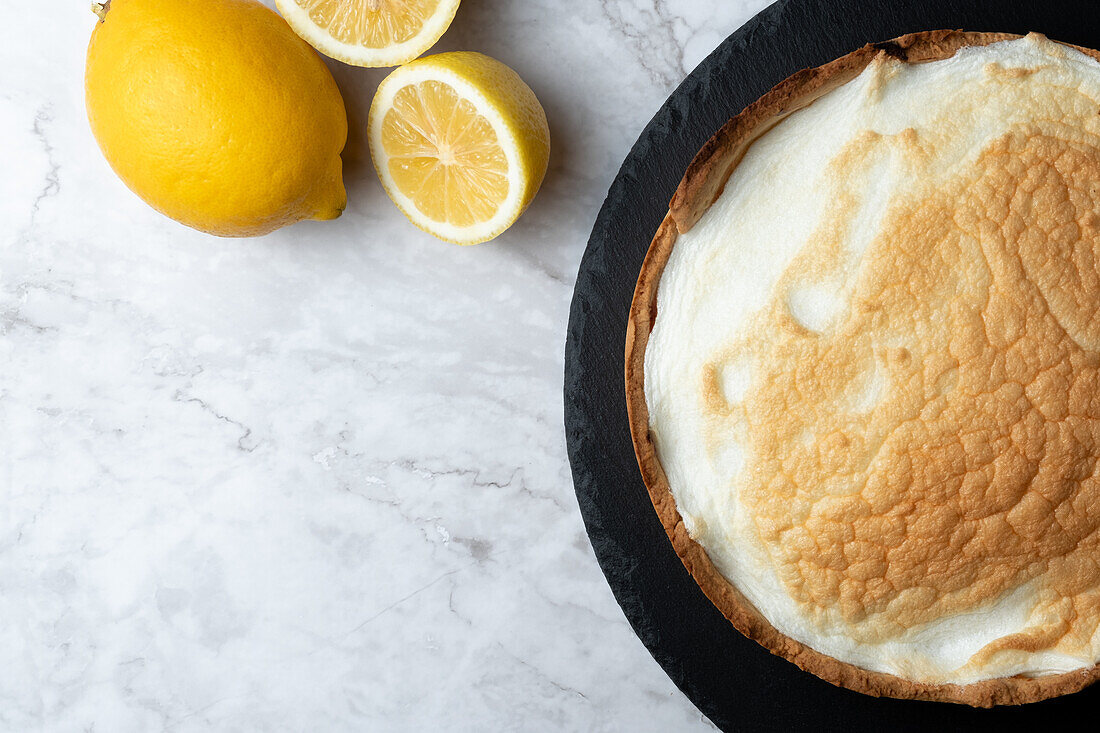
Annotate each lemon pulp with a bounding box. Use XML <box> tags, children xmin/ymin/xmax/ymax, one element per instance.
<box><xmin>384</xmin><ymin>80</ymin><xmax>510</xmax><ymax>227</ymax></box>
<box><xmin>299</xmin><ymin>0</ymin><xmax>434</xmax><ymax>46</ymax></box>
<box><xmin>276</xmin><ymin>0</ymin><xmax>460</xmax><ymax>67</ymax></box>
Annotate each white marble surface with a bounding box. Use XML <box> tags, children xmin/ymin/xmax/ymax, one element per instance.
<box><xmin>1</xmin><ymin>1</ymin><xmax>771</xmax><ymax>730</ymax></box>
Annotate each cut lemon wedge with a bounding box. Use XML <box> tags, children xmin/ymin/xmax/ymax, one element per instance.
<box><xmin>275</xmin><ymin>0</ymin><xmax>460</xmax><ymax>67</ymax></box>
<box><xmin>368</xmin><ymin>52</ymin><xmax>550</xmax><ymax>245</ymax></box>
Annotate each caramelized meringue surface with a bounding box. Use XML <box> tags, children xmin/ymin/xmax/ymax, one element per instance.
<box><xmin>645</xmin><ymin>34</ymin><xmax>1100</xmax><ymax>683</ymax></box>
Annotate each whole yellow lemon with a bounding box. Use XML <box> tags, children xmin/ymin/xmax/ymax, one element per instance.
<box><xmin>85</xmin><ymin>0</ymin><xmax>348</xmax><ymax>237</ymax></box>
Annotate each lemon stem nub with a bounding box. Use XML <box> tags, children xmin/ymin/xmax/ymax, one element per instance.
<box><xmin>92</xmin><ymin>1</ymin><xmax>111</xmax><ymax>22</ymax></box>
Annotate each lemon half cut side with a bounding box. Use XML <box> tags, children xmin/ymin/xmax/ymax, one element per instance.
<box><xmin>275</xmin><ymin>0</ymin><xmax>460</xmax><ymax>67</ymax></box>
<box><xmin>368</xmin><ymin>52</ymin><xmax>550</xmax><ymax>245</ymax></box>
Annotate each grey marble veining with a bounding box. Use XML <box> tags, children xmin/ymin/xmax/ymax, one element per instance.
<box><xmin>1</xmin><ymin>1</ymin><xmax>770</xmax><ymax>730</ymax></box>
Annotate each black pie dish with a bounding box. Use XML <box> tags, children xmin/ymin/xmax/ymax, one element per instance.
<box><xmin>564</xmin><ymin>0</ymin><xmax>1100</xmax><ymax>730</ymax></box>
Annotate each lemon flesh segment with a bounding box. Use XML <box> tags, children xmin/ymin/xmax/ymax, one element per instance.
<box><xmin>385</xmin><ymin>80</ymin><xmax>510</xmax><ymax>228</ymax></box>
<box><xmin>369</xmin><ymin>52</ymin><xmax>550</xmax><ymax>245</ymax></box>
<box><xmin>303</xmin><ymin>0</ymin><xmax>433</xmax><ymax>46</ymax></box>
<box><xmin>276</xmin><ymin>0</ymin><xmax>460</xmax><ymax>67</ymax></box>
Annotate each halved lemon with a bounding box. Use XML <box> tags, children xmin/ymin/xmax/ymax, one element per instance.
<box><xmin>275</xmin><ymin>0</ymin><xmax>460</xmax><ymax>67</ymax></box>
<box><xmin>368</xmin><ymin>52</ymin><xmax>550</xmax><ymax>245</ymax></box>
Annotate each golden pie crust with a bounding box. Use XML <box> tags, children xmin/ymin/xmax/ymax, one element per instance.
<box><xmin>625</xmin><ymin>29</ymin><xmax>1100</xmax><ymax>706</ymax></box>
